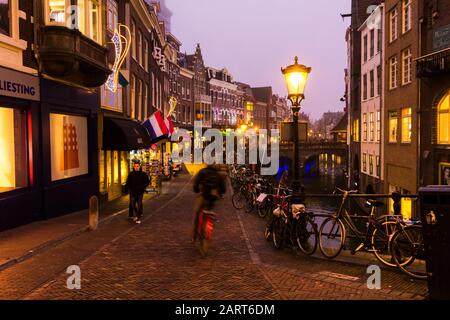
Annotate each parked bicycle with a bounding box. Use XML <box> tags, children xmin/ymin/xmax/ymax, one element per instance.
<box><xmin>390</xmin><ymin>223</ymin><xmax>427</xmax><ymax>279</ymax></box>
<box><xmin>318</xmin><ymin>187</ymin><xmax>406</xmax><ymax>267</ymax></box>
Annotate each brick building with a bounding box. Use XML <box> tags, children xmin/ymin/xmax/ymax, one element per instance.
<box><xmin>417</xmin><ymin>0</ymin><xmax>450</xmax><ymax>187</ymax></box>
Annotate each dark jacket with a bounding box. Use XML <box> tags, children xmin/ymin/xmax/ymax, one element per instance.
<box><xmin>194</xmin><ymin>166</ymin><xmax>226</xmax><ymax>201</ymax></box>
<box><xmin>126</xmin><ymin>170</ymin><xmax>150</xmax><ymax>196</ymax></box>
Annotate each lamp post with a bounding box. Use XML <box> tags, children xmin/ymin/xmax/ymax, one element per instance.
<box><xmin>281</xmin><ymin>56</ymin><xmax>311</xmax><ymax>202</ymax></box>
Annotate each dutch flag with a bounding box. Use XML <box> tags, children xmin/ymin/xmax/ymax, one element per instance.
<box><xmin>143</xmin><ymin>111</ymin><xmax>169</xmax><ymax>141</ymax></box>
<box><xmin>164</xmin><ymin>115</ymin><xmax>175</xmax><ymax>138</ymax></box>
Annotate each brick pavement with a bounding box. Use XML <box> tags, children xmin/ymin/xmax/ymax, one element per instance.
<box><xmin>8</xmin><ymin>176</ymin><xmax>427</xmax><ymax>300</ymax></box>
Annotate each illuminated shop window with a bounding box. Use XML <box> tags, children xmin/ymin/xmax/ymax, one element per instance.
<box><xmin>438</xmin><ymin>90</ymin><xmax>450</xmax><ymax>144</ymax></box>
<box><xmin>0</xmin><ymin>107</ymin><xmax>28</xmax><ymax>192</ymax></box>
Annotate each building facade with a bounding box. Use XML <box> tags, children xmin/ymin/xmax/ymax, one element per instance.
<box><xmin>359</xmin><ymin>4</ymin><xmax>385</xmax><ymax>194</ymax></box>
<box><xmin>251</xmin><ymin>87</ymin><xmax>272</xmax><ymax>130</ymax></box>
<box><xmin>417</xmin><ymin>0</ymin><xmax>450</xmax><ymax>188</ymax></box>
<box><xmin>208</xmin><ymin>67</ymin><xmax>244</xmax><ymax>129</ymax></box>
<box><xmin>384</xmin><ymin>0</ymin><xmax>419</xmax><ymax>219</ymax></box>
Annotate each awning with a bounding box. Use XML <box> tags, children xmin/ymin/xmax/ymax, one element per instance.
<box><xmin>103</xmin><ymin>117</ymin><xmax>152</xmax><ymax>151</ymax></box>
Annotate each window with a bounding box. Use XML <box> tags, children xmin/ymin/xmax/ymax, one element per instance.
<box><xmin>377</xmin><ymin>29</ymin><xmax>382</xmax><ymax>53</ymax></box>
<box><xmin>363</xmin><ymin>74</ymin><xmax>368</xmax><ymax>100</ymax></box>
<box><xmin>370</xmin><ymin>29</ymin><xmax>375</xmax><ymax>58</ymax></box>
<box><xmin>363</xmin><ymin>35</ymin><xmax>368</xmax><ymax>62</ymax></box>
<box><xmin>137</xmin><ymin>80</ymin><xmax>142</xmax><ymax>120</ymax></box>
<box><xmin>401</xmin><ymin>107</ymin><xmax>412</xmax><ymax>143</ymax></box>
<box><xmin>88</xmin><ymin>0</ymin><xmax>101</xmax><ymax>42</ymax></box>
<box><xmin>48</xmin><ymin>0</ymin><xmax>66</xmax><ymax>24</ymax></box>
<box><xmin>101</xmin><ymin>84</ymin><xmax>123</xmax><ymax>112</ymax></box>
<box><xmin>131</xmin><ymin>20</ymin><xmax>136</xmax><ymax>60</ymax></box>
<box><xmin>143</xmin><ymin>84</ymin><xmax>148</xmax><ymax>120</ymax></box>
<box><xmin>144</xmin><ymin>39</ymin><xmax>149</xmax><ymax>71</ymax></box>
<box><xmin>370</xmin><ymin>70</ymin><xmax>375</xmax><ymax>98</ymax></box>
<box><xmin>389</xmin><ymin>111</ymin><xmax>398</xmax><ymax>143</ymax></box>
<box><xmin>376</xmin><ymin>111</ymin><xmax>381</xmax><ymax>141</ymax></box>
<box><xmin>130</xmin><ymin>75</ymin><xmax>135</xmax><ymax>118</ymax></box>
<box><xmin>0</xmin><ymin>0</ymin><xmax>11</xmax><ymax>36</ymax></box>
<box><xmin>389</xmin><ymin>56</ymin><xmax>398</xmax><ymax>89</ymax></box>
<box><xmin>402</xmin><ymin>0</ymin><xmax>412</xmax><ymax>33</ymax></box>
<box><xmin>369</xmin><ymin>155</ymin><xmax>374</xmax><ymax>175</ymax></box>
<box><xmin>390</xmin><ymin>7</ymin><xmax>398</xmax><ymax>42</ymax></box>
<box><xmin>438</xmin><ymin>90</ymin><xmax>450</xmax><ymax>144</ymax></box>
<box><xmin>377</xmin><ymin>65</ymin><xmax>382</xmax><ymax>96</ymax></box>
<box><xmin>376</xmin><ymin>156</ymin><xmax>381</xmax><ymax>177</ymax></box>
<box><xmin>0</xmin><ymin>107</ymin><xmax>28</xmax><ymax>192</ymax></box>
<box><xmin>363</xmin><ymin>113</ymin><xmax>368</xmax><ymax>141</ymax></box>
<box><xmin>49</xmin><ymin>113</ymin><xmax>88</xmax><ymax>181</ymax></box>
<box><xmin>369</xmin><ymin>112</ymin><xmax>375</xmax><ymax>141</ymax></box>
<box><xmin>107</xmin><ymin>0</ymin><xmax>118</xmax><ymax>32</ymax></box>
<box><xmin>402</xmin><ymin>47</ymin><xmax>412</xmax><ymax>85</ymax></box>
<box><xmin>363</xmin><ymin>153</ymin><xmax>367</xmax><ymax>172</ymax></box>
<box><xmin>137</xmin><ymin>30</ymin><xmax>142</xmax><ymax>65</ymax></box>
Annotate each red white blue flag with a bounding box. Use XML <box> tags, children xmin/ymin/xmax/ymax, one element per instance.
<box><xmin>164</xmin><ymin>115</ymin><xmax>175</xmax><ymax>138</ymax></box>
<box><xmin>143</xmin><ymin>111</ymin><xmax>169</xmax><ymax>141</ymax></box>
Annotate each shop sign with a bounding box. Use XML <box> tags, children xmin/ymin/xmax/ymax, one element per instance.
<box><xmin>433</xmin><ymin>24</ymin><xmax>450</xmax><ymax>51</ymax></box>
<box><xmin>0</xmin><ymin>67</ymin><xmax>40</xmax><ymax>101</ymax></box>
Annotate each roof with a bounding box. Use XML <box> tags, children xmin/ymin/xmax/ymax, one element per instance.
<box><xmin>330</xmin><ymin>113</ymin><xmax>348</xmax><ymax>133</ymax></box>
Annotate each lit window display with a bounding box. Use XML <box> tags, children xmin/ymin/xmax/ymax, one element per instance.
<box><xmin>438</xmin><ymin>90</ymin><xmax>450</xmax><ymax>144</ymax></box>
<box><xmin>50</xmin><ymin>113</ymin><xmax>88</xmax><ymax>181</ymax></box>
<box><xmin>0</xmin><ymin>107</ymin><xmax>28</xmax><ymax>192</ymax></box>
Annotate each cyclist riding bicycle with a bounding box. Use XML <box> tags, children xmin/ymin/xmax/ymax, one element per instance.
<box><xmin>192</xmin><ymin>164</ymin><xmax>226</xmax><ymax>243</ymax></box>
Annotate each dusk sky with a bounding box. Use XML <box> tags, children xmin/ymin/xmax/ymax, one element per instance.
<box><xmin>166</xmin><ymin>0</ymin><xmax>351</xmax><ymax>120</ymax></box>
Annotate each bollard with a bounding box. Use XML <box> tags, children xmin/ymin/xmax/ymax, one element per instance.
<box><xmin>89</xmin><ymin>196</ymin><xmax>99</xmax><ymax>231</ymax></box>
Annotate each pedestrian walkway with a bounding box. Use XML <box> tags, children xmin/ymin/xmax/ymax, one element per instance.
<box><xmin>0</xmin><ymin>175</ymin><xmax>184</xmax><ymax>271</ymax></box>
<box><xmin>16</xmin><ymin>177</ymin><xmax>427</xmax><ymax>300</ymax></box>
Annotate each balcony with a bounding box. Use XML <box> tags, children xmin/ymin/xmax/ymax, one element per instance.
<box><xmin>416</xmin><ymin>48</ymin><xmax>450</xmax><ymax>78</ymax></box>
<box><xmin>38</xmin><ymin>26</ymin><xmax>111</xmax><ymax>88</ymax></box>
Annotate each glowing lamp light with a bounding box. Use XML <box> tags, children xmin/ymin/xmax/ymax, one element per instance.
<box><xmin>281</xmin><ymin>56</ymin><xmax>311</xmax><ymax>107</ymax></box>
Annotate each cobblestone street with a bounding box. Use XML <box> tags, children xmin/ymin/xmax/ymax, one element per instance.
<box><xmin>0</xmin><ymin>174</ymin><xmax>427</xmax><ymax>300</ymax></box>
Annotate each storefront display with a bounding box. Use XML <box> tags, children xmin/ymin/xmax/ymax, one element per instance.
<box><xmin>50</xmin><ymin>113</ymin><xmax>88</xmax><ymax>181</ymax></box>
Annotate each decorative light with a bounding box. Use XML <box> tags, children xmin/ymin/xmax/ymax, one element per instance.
<box><xmin>106</xmin><ymin>24</ymin><xmax>131</xmax><ymax>93</ymax></box>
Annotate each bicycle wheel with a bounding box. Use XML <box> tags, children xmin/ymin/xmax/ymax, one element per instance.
<box><xmin>244</xmin><ymin>192</ymin><xmax>256</xmax><ymax>213</ymax></box>
<box><xmin>319</xmin><ymin>217</ymin><xmax>346</xmax><ymax>259</ymax></box>
<box><xmin>257</xmin><ymin>201</ymin><xmax>271</xmax><ymax>218</ymax></box>
<box><xmin>232</xmin><ymin>190</ymin><xmax>246</xmax><ymax>210</ymax></box>
<box><xmin>296</xmin><ymin>216</ymin><xmax>318</xmax><ymax>255</ymax></box>
<box><xmin>272</xmin><ymin>217</ymin><xmax>285</xmax><ymax>249</ymax></box>
<box><xmin>371</xmin><ymin>221</ymin><xmax>401</xmax><ymax>267</ymax></box>
<box><xmin>390</xmin><ymin>225</ymin><xmax>427</xmax><ymax>279</ymax></box>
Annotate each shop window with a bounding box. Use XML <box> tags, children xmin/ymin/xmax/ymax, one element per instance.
<box><xmin>120</xmin><ymin>152</ymin><xmax>128</xmax><ymax>185</ymax></box>
<box><xmin>113</xmin><ymin>151</ymin><xmax>119</xmax><ymax>184</ymax></box>
<box><xmin>401</xmin><ymin>107</ymin><xmax>412</xmax><ymax>143</ymax></box>
<box><xmin>99</xmin><ymin>151</ymin><xmax>106</xmax><ymax>193</ymax></box>
<box><xmin>49</xmin><ymin>113</ymin><xmax>88</xmax><ymax>181</ymax></box>
<box><xmin>0</xmin><ymin>0</ymin><xmax>10</xmax><ymax>36</ymax></box>
<box><xmin>389</xmin><ymin>111</ymin><xmax>398</xmax><ymax>143</ymax></box>
<box><xmin>438</xmin><ymin>90</ymin><xmax>450</xmax><ymax>144</ymax></box>
<box><xmin>0</xmin><ymin>107</ymin><xmax>28</xmax><ymax>192</ymax></box>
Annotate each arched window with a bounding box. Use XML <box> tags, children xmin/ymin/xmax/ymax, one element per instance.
<box><xmin>438</xmin><ymin>90</ymin><xmax>450</xmax><ymax>144</ymax></box>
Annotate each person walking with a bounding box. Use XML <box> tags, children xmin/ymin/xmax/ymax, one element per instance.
<box><xmin>126</xmin><ymin>160</ymin><xmax>150</xmax><ymax>224</ymax></box>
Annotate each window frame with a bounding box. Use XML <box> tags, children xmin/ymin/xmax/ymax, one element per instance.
<box><xmin>402</xmin><ymin>47</ymin><xmax>412</xmax><ymax>85</ymax></box>
<box><xmin>401</xmin><ymin>107</ymin><xmax>412</xmax><ymax>143</ymax></box>
<box><xmin>402</xmin><ymin>0</ymin><xmax>412</xmax><ymax>34</ymax></box>
<box><xmin>390</xmin><ymin>7</ymin><xmax>398</xmax><ymax>43</ymax></box>
<box><xmin>437</xmin><ymin>91</ymin><xmax>450</xmax><ymax>145</ymax></box>
<box><xmin>389</xmin><ymin>111</ymin><xmax>398</xmax><ymax>143</ymax></box>
<box><xmin>389</xmin><ymin>56</ymin><xmax>398</xmax><ymax>90</ymax></box>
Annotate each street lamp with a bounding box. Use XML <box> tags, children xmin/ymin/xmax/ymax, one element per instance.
<box><xmin>281</xmin><ymin>56</ymin><xmax>311</xmax><ymax>202</ymax></box>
